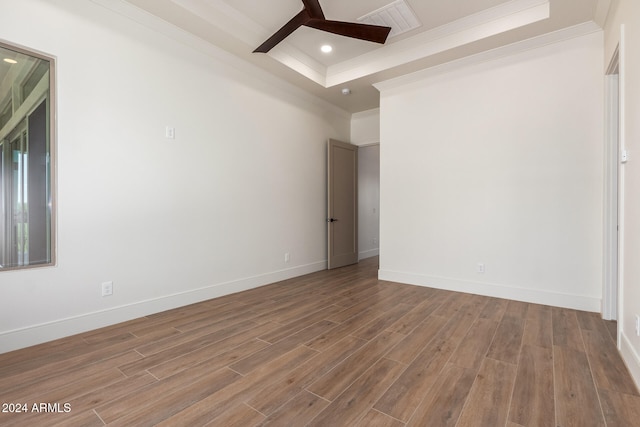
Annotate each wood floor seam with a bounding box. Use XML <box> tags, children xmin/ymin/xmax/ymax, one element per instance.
<box><xmin>0</xmin><ymin>257</ymin><xmax>636</xmax><ymax>427</ymax></box>
<box><xmin>145</xmin><ymin>369</ymin><xmax>160</xmax><ymax>381</ymax></box>
<box><xmin>504</xmin><ymin>346</ymin><xmax>523</xmax><ymax>427</ymax></box>
<box><xmin>580</xmin><ymin>328</ymin><xmax>613</xmax><ymax>426</ymax></box>
<box><xmin>448</xmin><ymin>369</ymin><xmax>478</xmax><ymax>427</ymax></box>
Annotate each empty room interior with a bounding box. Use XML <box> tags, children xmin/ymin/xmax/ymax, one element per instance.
<box><xmin>1</xmin><ymin>0</ymin><xmax>639</xmax><ymax>425</ymax></box>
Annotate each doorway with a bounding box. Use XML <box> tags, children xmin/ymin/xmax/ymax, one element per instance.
<box><xmin>358</xmin><ymin>144</ymin><xmax>380</xmax><ymax>261</ymax></box>
<box><xmin>603</xmin><ymin>46</ymin><xmax>621</xmax><ymax>322</ymax></box>
<box><xmin>327</xmin><ymin>139</ymin><xmax>358</xmax><ymax>269</ymax></box>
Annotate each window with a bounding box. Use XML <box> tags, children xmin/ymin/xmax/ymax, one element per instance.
<box><xmin>0</xmin><ymin>41</ymin><xmax>55</xmax><ymax>270</ymax></box>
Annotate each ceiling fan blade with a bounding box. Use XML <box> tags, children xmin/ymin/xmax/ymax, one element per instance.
<box><xmin>305</xmin><ymin>20</ymin><xmax>391</xmax><ymax>44</ymax></box>
<box><xmin>302</xmin><ymin>0</ymin><xmax>325</xmax><ymax>19</ymax></box>
<box><xmin>254</xmin><ymin>10</ymin><xmax>310</xmax><ymax>53</ymax></box>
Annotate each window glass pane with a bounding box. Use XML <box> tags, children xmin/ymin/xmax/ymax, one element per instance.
<box><xmin>21</xmin><ymin>61</ymin><xmax>48</xmax><ymax>102</ymax></box>
<box><xmin>0</xmin><ymin>41</ymin><xmax>54</xmax><ymax>270</ymax></box>
<box><xmin>0</xmin><ymin>100</ymin><xmax>11</xmax><ymax>129</ymax></box>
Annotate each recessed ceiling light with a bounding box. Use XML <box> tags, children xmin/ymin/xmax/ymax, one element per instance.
<box><xmin>321</xmin><ymin>45</ymin><xmax>333</xmax><ymax>53</ymax></box>
<box><xmin>3</xmin><ymin>58</ymin><xmax>17</xmax><ymax>64</ymax></box>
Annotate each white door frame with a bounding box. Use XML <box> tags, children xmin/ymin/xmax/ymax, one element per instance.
<box><xmin>603</xmin><ymin>61</ymin><xmax>619</xmax><ymax>321</ymax></box>
<box><xmin>603</xmin><ymin>27</ymin><xmax>625</xmax><ymax>342</ymax></box>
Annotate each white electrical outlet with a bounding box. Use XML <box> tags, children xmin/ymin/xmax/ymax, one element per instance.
<box><xmin>635</xmin><ymin>314</ymin><xmax>640</xmax><ymax>337</ymax></box>
<box><xmin>101</xmin><ymin>281</ymin><xmax>113</xmax><ymax>297</ymax></box>
<box><xmin>165</xmin><ymin>126</ymin><xmax>175</xmax><ymax>139</ymax></box>
<box><xmin>284</xmin><ymin>252</ymin><xmax>290</xmax><ymax>263</ymax></box>
<box><xmin>477</xmin><ymin>263</ymin><xmax>485</xmax><ymax>274</ymax></box>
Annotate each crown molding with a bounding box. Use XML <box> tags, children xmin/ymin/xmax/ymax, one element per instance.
<box><xmin>89</xmin><ymin>0</ymin><xmax>351</xmax><ymax>118</ymax></box>
<box><xmin>170</xmin><ymin>0</ymin><xmax>550</xmax><ymax>89</ymax></box>
<box><xmin>172</xmin><ymin>0</ymin><xmax>328</xmax><ymax>85</ymax></box>
<box><xmin>374</xmin><ymin>21</ymin><xmax>602</xmax><ymax>93</ymax></box>
<box><xmin>326</xmin><ymin>0</ymin><xmax>550</xmax><ymax>87</ymax></box>
<box><xmin>594</xmin><ymin>0</ymin><xmax>613</xmax><ymax>27</ymax></box>
<box><xmin>269</xmin><ymin>46</ymin><xmax>327</xmax><ymax>87</ymax></box>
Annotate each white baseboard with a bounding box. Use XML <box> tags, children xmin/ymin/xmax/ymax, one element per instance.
<box><xmin>378</xmin><ymin>269</ymin><xmax>601</xmax><ymax>312</ymax></box>
<box><xmin>359</xmin><ymin>248</ymin><xmax>379</xmax><ymax>260</ymax></box>
<box><xmin>0</xmin><ymin>261</ymin><xmax>327</xmax><ymax>354</ymax></box>
<box><xmin>619</xmin><ymin>332</ymin><xmax>640</xmax><ymax>391</ymax></box>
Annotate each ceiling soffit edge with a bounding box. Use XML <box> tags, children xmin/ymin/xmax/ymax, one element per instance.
<box><xmin>352</xmin><ymin>108</ymin><xmax>381</xmax><ymax>119</ymax></box>
<box><xmin>593</xmin><ymin>0</ymin><xmax>613</xmax><ymax>27</ymax></box>
<box><xmin>373</xmin><ymin>21</ymin><xmax>602</xmax><ymax>94</ymax></box>
<box><xmin>172</xmin><ymin>0</ymin><xmax>328</xmax><ymax>82</ymax></box>
<box><xmin>169</xmin><ymin>0</ymin><xmax>551</xmax><ymax>89</ymax></box>
<box><xmin>326</xmin><ymin>0</ymin><xmax>550</xmax><ymax>87</ymax></box>
<box><xmin>89</xmin><ymin>0</ymin><xmax>351</xmax><ymax>118</ymax></box>
<box><xmin>172</xmin><ymin>0</ymin><xmax>262</xmax><ymax>45</ymax></box>
<box><xmin>269</xmin><ymin>46</ymin><xmax>327</xmax><ymax>87</ymax></box>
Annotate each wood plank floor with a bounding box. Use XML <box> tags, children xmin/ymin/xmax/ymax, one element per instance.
<box><xmin>1</xmin><ymin>257</ymin><xmax>639</xmax><ymax>426</ymax></box>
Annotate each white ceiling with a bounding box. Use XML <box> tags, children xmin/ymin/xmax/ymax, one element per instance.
<box><xmin>119</xmin><ymin>0</ymin><xmax>609</xmax><ymax>113</ymax></box>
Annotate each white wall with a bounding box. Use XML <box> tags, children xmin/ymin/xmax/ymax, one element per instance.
<box><xmin>377</xmin><ymin>30</ymin><xmax>604</xmax><ymax>312</ymax></box>
<box><xmin>604</xmin><ymin>0</ymin><xmax>640</xmax><ymax>388</ymax></box>
<box><xmin>0</xmin><ymin>0</ymin><xmax>350</xmax><ymax>353</ymax></box>
<box><xmin>351</xmin><ymin>108</ymin><xmax>381</xmax><ymax>146</ymax></box>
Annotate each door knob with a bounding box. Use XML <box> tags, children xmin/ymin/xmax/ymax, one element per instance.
<box><xmin>327</xmin><ymin>218</ymin><xmax>338</xmax><ymax>223</ymax></box>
